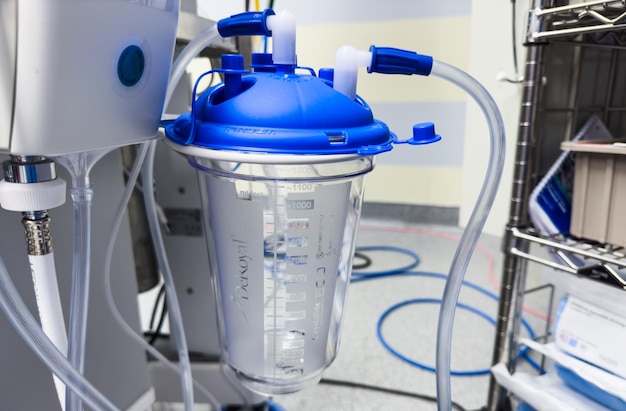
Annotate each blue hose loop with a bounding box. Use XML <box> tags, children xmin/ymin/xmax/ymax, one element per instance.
<box><xmin>221</xmin><ymin>402</ymin><xmax>286</xmax><ymax>411</ymax></box>
<box><xmin>376</xmin><ymin>297</ymin><xmax>536</xmax><ymax>376</ymax></box>
<box><xmin>351</xmin><ymin>245</ymin><xmax>421</xmax><ymax>277</ymax></box>
<box><xmin>350</xmin><ymin>269</ymin><xmax>538</xmax><ymax>375</ymax></box>
<box><xmin>268</xmin><ymin>401</ymin><xmax>287</xmax><ymax>411</ymax></box>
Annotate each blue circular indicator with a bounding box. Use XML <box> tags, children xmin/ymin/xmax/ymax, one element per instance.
<box><xmin>117</xmin><ymin>45</ymin><xmax>145</xmax><ymax>87</ymax></box>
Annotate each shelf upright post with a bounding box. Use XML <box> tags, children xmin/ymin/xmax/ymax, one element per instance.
<box><xmin>487</xmin><ymin>2</ymin><xmax>547</xmax><ymax>408</ymax></box>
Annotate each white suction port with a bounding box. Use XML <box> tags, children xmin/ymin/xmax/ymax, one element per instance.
<box><xmin>266</xmin><ymin>11</ymin><xmax>297</xmax><ymax>66</ymax></box>
<box><xmin>334</xmin><ymin>45</ymin><xmax>373</xmax><ymax>100</ymax></box>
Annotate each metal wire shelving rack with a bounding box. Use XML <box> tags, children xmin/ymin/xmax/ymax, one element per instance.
<box><xmin>488</xmin><ymin>1</ymin><xmax>626</xmax><ymax>410</ymax></box>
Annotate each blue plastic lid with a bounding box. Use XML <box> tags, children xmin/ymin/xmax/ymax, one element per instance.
<box><xmin>165</xmin><ymin>61</ymin><xmax>393</xmax><ymax>156</ymax></box>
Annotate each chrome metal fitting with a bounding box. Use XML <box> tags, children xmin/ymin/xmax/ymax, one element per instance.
<box><xmin>22</xmin><ymin>215</ymin><xmax>53</xmax><ymax>256</ymax></box>
<box><xmin>3</xmin><ymin>156</ymin><xmax>57</xmax><ymax>184</ymax></box>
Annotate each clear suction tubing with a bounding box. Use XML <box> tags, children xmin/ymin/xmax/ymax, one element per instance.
<box><xmin>430</xmin><ymin>62</ymin><xmax>505</xmax><ymax>411</ymax></box>
<box><xmin>334</xmin><ymin>46</ymin><xmax>506</xmax><ymax>410</ymax></box>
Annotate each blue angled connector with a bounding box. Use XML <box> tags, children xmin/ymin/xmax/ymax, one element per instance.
<box><xmin>368</xmin><ymin>45</ymin><xmax>433</xmax><ymax>76</ymax></box>
<box><xmin>217</xmin><ymin>8</ymin><xmax>275</xmax><ymax>38</ymax></box>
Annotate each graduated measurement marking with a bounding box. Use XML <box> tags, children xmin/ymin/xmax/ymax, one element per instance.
<box><xmin>287</xmin><ymin>255</ymin><xmax>308</xmax><ymax>265</ymax></box>
<box><xmin>286</xmin><ymin>291</ymin><xmax>306</xmax><ymax>302</ymax></box>
<box><xmin>286</xmin><ymin>199</ymin><xmax>315</xmax><ymax>211</ymax></box>
<box><xmin>287</xmin><ymin>236</ymin><xmax>308</xmax><ymax>247</ymax></box>
<box><xmin>289</xmin><ymin>183</ymin><xmax>313</xmax><ymax>191</ymax></box>
<box><xmin>285</xmin><ymin>310</ymin><xmax>306</xmax><ymax>321</ymax></box>
<box><xmin>264</xmin><ymin>187</ymin><xmax>321</xmax><ymax>376</ymax></box>
<box><xmin>287</xmin><ymin>218</ymin><xmax>310</xmax><ymax>230</ymax></box>
<box><xmin>282</xmin><ymin>338</ymin><xmax>305</xmax><ymax>350</ymax></box>
<box><xmin>284</xmin><ymin>273</ymin><xmax>307</xmax><ymax>283</ymax></box>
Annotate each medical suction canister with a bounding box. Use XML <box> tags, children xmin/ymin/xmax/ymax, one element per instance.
<box><xmin>160</xmin><ymin>9</ymin><xmax>503</xmax><ymax>409</ymax></box>
<box><xmin>162</xmin><ymin>9</ymin><xmax>449</xmax><ymax>397</ymax></box>
<box><xmin>164</xmin><ymin>54</ymin><xmax>396</xmax><ymax>395</ymax></box>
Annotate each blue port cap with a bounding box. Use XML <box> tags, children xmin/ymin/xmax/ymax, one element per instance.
<box><xmin>410</xmin><ymin>122</ymin><xmax>441</xmax><ymax>145</ymax></box>
<box><xmin>369</xmin><ymin>46</ymin><xmax>433</xmax><ymax>76</ymax></box>
<box><xmin>318</xmin><ymin>68</ymin><xmax>334</xmax><ymax>82</ymax></box>
<box><xmin>222</xmin><ymin>54</ymin><xmax>244</xmax><ymax>70</ymax></box>
<box><xmin>117</xmin><ymin>45</ymin><xmax>145</xmax><ymax>87</ymax></box>
<box><xmin>251</xmin><ymin>53</ymin><xmax>276</xmax><ymax>72</ymax></box>
<box><xmin>218</xmin><ymin>9</ymin><xmax>275</xmax><ymax>37</ymax></box>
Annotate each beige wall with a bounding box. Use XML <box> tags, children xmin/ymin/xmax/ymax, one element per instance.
<box><xmin>460</xmin><ymin>1</ymin><xmax>525</xmax><ymax>235</ymax></box>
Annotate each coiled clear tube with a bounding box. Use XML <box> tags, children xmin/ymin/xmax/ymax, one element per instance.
<box><xmin>430</xmin><ymin>60</ymin><xmax>506</xmax><ymax>411</ymax></box>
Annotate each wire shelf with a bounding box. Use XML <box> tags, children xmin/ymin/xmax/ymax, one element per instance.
<box><xmin>511</xmin><ymin>227</ymin><xmax>626</xmax><ymax>290</ymax></box>
<box><xmin>530</xmin><ymin>1</ymin><xmax>626</xmax><ymax>41</ymax></box>
<box><xmin>490</xmin><ymin>2</ymin><xmax>626</xmax><ymax>409</ymax></box>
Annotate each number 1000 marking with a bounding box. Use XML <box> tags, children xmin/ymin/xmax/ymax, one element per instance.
<box><xmin>286</xmin><ymin>199</ymin><xmax>314</xmax><ymax>210</ymax></box>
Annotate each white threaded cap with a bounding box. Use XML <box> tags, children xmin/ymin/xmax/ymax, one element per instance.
<box><xmin>0</xmin><ymin>179</ymin><xmax>67</xmax><ymax>211</ymax></box>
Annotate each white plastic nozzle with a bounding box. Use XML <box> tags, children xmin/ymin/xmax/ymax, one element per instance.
<box><xmin>334</xmin><ymin>45</ymin><xmax>373</xmax><ymax>100</ymax></box>
<box><xmin>266</xmin><ymin>11</ymin><xmax>297</xmax><ymax>66</ymax></box>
